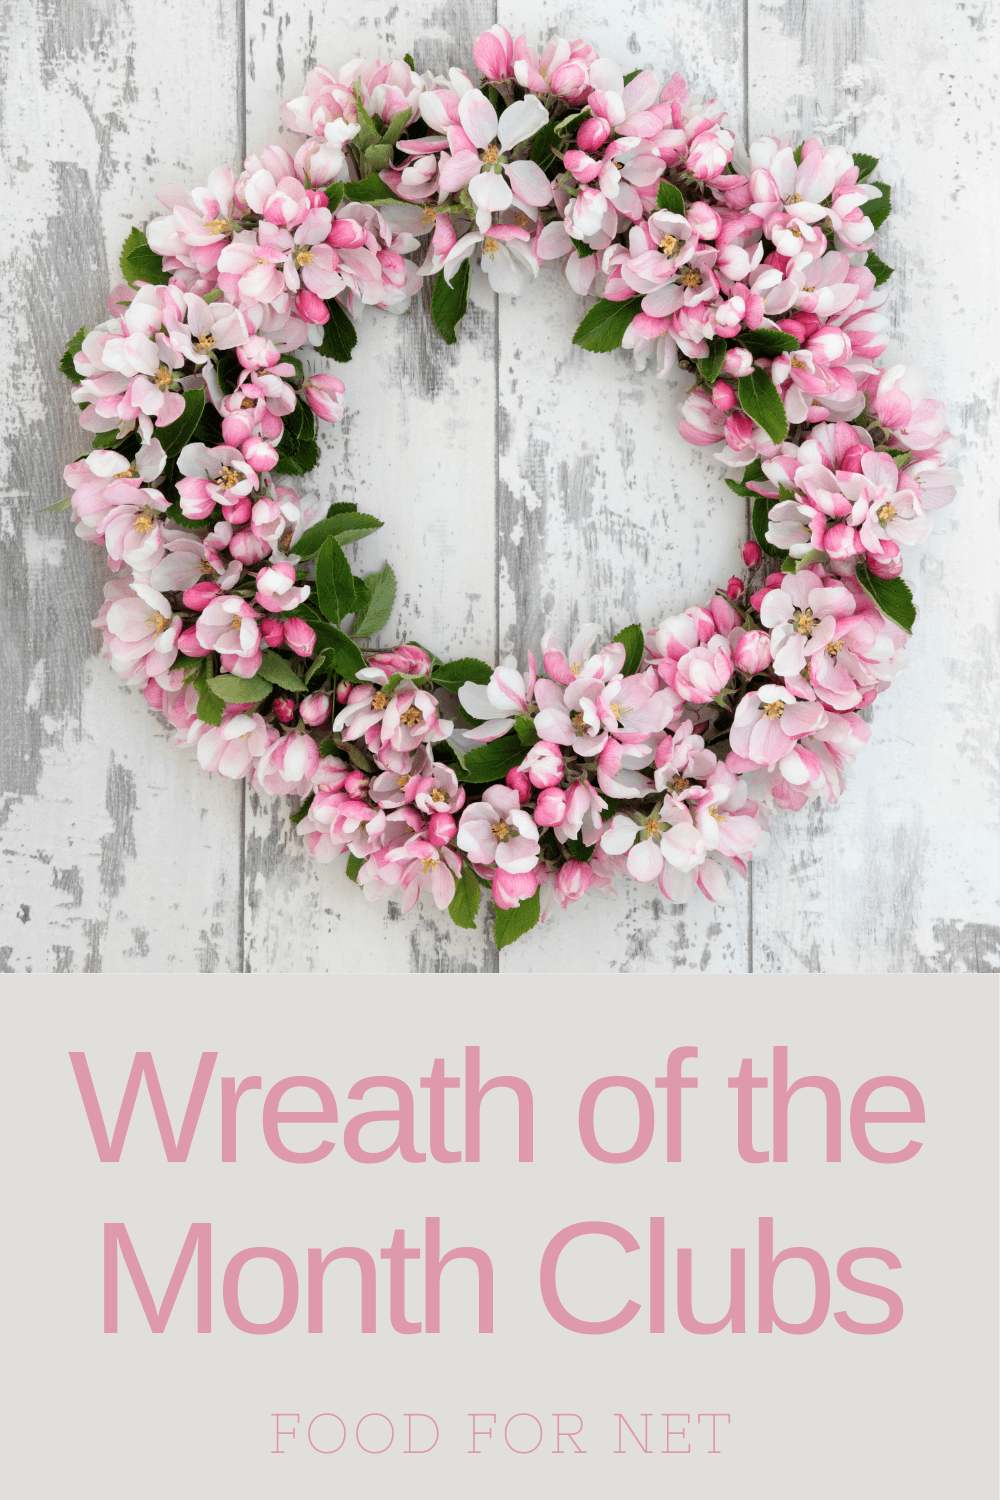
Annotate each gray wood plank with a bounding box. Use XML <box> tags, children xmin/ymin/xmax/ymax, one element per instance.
<box><xmin>0</xmin><ymin>0</ymin><xmax>245</xmax><ymax>973</ymax></box>
<box><xmin>496</xmin><ymin>0</ymin><xmax>752</xmax><ymax>971</ymax></box>
<box><xmin>241</xmin><ymin>1</ymin><xmax>502</xmax><ymax>971</ymax></box>
<box><xmin>746</xmin><ymin>0</ymin><xmax>1000</xmax><ymax>970</ymax></box>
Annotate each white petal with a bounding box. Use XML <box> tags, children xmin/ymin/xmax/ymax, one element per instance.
<box><xmin>496</xmin><ymin>95</ymin><xmax>549</xmax><ymax>150</ymax></box>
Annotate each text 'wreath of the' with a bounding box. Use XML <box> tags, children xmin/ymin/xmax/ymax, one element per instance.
<box><xmin>58</xmin><ymin>27</ymin><xmax>958</xmax><ymax>948</ymax></box>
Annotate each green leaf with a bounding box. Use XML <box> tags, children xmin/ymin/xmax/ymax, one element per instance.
<box><xmin>530</xmin><ymin>117</ymin><xmax>562</xmax><ymax>174</ymax></box>
<box><xmin>316</xmin><ymin>535</ymin><xmax>356</xmax><ymax>625</ymax></box>
<box><xmin>434</xmin><ymin>656</ymin><xmax>493</xmax><ymax>689</ymax></box>
<box><xmin>345</xmin><ymin>852</ymin><xmax>364</xmax><ymax>883</ymax></box>
<box><xmin>195</xmin><ymin>675</ymin><xmax>224</xmax><ymax>725</ymax></box>
<box><xmin>697</xmin><ymin>337</ymin><xmax>728</xmax><ymax>386</ymax></box>
<box><xmin>448</xmin><ymin>862</ymin><xmax>482</xmax><ymax>929</ymax></box>
<box><xmin>656</xmin><ymin>180</ymin><xmax>686</xmax><ymax>215</ymax></box>
<box><xmin>751</xmin><ymin>495</ymin><xmax>788</xmax><ymax>559</ymax></box>
<box><xmin>314</xmin><ymin>624</ymin><xmax>367</xmax><ymax>680</ymax></box>
<box><xmin>855</xmin><ymin>564</ymin><xmax>916</xmax><ymax>633</ymax></box>
<box><xmin>403</xmin><ymin>52</ymin><xmax>416</xmax><ymax>70</ymax></box>
<box><xmin>853</xmin><ymin>152</ymin><xmax>879</xmax><ymax>182</ymax></box>
<box><xmin>739</xmin><ymin>328</ymin><xmax>801</xmax><ymax>358</ymax></box>
<box><xmin>793</xmin><ymin>143</ymin><xmax>804</xmax><ymax>166</ymax></box>
<box><xmin>342</xmin><ymin>172</ymin><xmax>404</xmax><ymax>204</ymax></box>
<box><xmin>296</xmin><ymin>512</ymin><xmax>383</xmax><ymax>557</ymax></box>
<box><xmin>354</xmin><ymin>562</ymin><xmax>396</xmax><ymax>637</ymax></box>
<box><xmin>571</xmin><ymin>296</ymin><xmax>643</xmax><ymax>353</ymax></box>
<box><xmin>865</xmin><ymin>250</ymin><xmax>894</xmax><ymax>287</ymax></box>
<box><xmin>157</xmin><ymin>388</ymin><xmax>206</xmax><ymax>458</ymax></box>
<box><xmin>207</xmin><ymin>673</ymin><xmax>273</xmax><ymax>704</ymax></box>
<box><xmin>258</xmin><ymin>651</ymin><xmax>304</xmax><ymax>693</ymax></box>
<box><xmin>622</xmin><ymin>68</ymin><xmax>642</xmax><ymax>86</ymax></box>
<box><xmin>59</xmin><ymin>327</ymin><xmax>88</xmax><ymax>383</ymax></box>
<box><xmin>514</xmin><ymin>714</ymin><xmax>539</xmax><ymax>748</ymax></box>
<box><xmin>493</xmin><ymin>890</ymin><xmax>540</xmax><ymax>949</ymax></box>
<box><xmin>737</xmin><ymin>368</ymin><xmax>788</xmax><ymax>445</ymax></box>
<box><xmin>867</xmin><ymin>181</ymin><xmax>892</xmax><ymax>232</ymax></box>
<box><xmin>328</xmin><ymin>501</ymin><xmax>358</xmax><ymax>515</ymax></box>
<box><xmin>568</xmin><ymin>235</ymin><xmax>593</xmax><ymax>257</ymax></box>
<box><xmin>316</xmin><ymin>297</ymin><xmax>358</xmax><ymax>362</ymax></box>
<box><xmin>289</xmin><ymin>791</ymin><xmax>315</xmax><ymax>826</ymax></box>
<box><xmin>324</xmin><ymin>182</ymin><xmax>346</xmax><ymax>210</ymax></box>
<box><xmin>431</xmin><ymin>259</ymin><xmax>471</xmax><ymax>345</ymax></box>
<box><xmin>460</xmin><ymin>734</ymin><xmax>525</xmax><ymax>785</ymax></box>
<box><xmin>613</xmin><ymin>623</ymin><xmax>645</xmax><ymax>676</ymax></box>
<box><xmin>119</xmin><ymin>227</ymin><xmax>172</xmax><ymax>286</ymax></box>
<box><xmin>43</xmin><ymin>497</ymin><xmax>73</xmax><ymax>513</ymax></box>
<box><xmin>382</xmin><ymin>105</ymin><xmax>413</xmax><ymax>149</ymax></box>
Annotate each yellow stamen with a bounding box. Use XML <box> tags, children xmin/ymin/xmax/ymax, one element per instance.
<box><xmin>491</xmin><ymin>820</ymin><xmax>512</xmax><ymax>842</ymax></box>
<box><xmin>658</xmin><ymin>233</ymin><xmax>682</xmax><ymax>256</ymax></box>
<box><xmin>400</xmin><ymin>706</ymin><xmax>424</xmax><ymax>728</ymax></box>
<box><xmin>877</xmin><ymin>501</ymin><xmax>898</xmax><ymax>525</ymax></box>
<box><xmin>791</xmin><ymin>357</ymin><xmax>806</xmax><ymax>370</ymax></box>
<box><xmin>372</xmin><ymin>690</ymin><xmax>390</xmax><ymax>711</ymax></box>
<box><xmin>787</xmin><ymin>192</ymin><xmax>803</xmax><ymax>205</ymax></box>
<box><xmin>193</xmin><ymin>333</ymin><xmax>216</xmax><ymax>352</ymax></box>
<box><xmin>642</xmin><ymin>813</ymin><xmax>665</xmax><ymax>839</ymax></box>
<box><xmin>668</xmin><ymin>775</ymin><xmax>691</xmax><ymax>793</ymax></box>
<box><xmin>790</xmin><ymin>224</ymin><xmax>803</xmax><ymax>238</ymax></box>
<box><xmin>153</xmin><ymin>363</ymin><xmax>174</xmax><ymax>389</ymax></box>
<box><xmin>570</xmin><ymin>711</ymin><xmax>587</xmax><ymax>735</ymax></box>
<box><xmin>793</xmin><ymin>607</ymin><xmax>818</xmax><ymax>636</ymax></box>
<box><xmin>240</xmin><ymin>397</ymin><xmax>256</xmax><ymax>409</ymax></box>
<box><xmin>294</xmin><ymin>247</ymin><xmax>314</xmax><ymax>265</ymax></box>
<box><xmin>481</xmin><ymin>143</ymin><xmax>501</xmax><ymax>166</ymax></box>
<box><xmin>430</xmin><ymin>786</ymin><xmax>448</xmax><ymax>803</ymax></box>
<box><xmin>826</xmin><ymin>638</ymin><xmax>844</xmax><ymax>659</ymax></box>
<box><xmin>762</xmin><ymin>699</ymin><xmax>785</xmax><ymax>719</ymax></box>
<box><xmin>708</xmin><ymin>804</ymin><xmax>724</xmax><ymax>821</ymax></box>
<box><xmin>420</xmin><ymin>856</ymin><xmax>439</xmax><ymax>872</ymax></box>
<box><xmin>203</xmin><ymin>216</ymin><xmax>230</xmax><ymax>235</ymax></box>
<box><xmin>482</xmin><ymin>236</ymin><xmax>499</xmax><ymax>258</ymax></box>
<box><xmin>146</xmin><ymin>611</ymin><xmax>169</xmax><ymax>634</ymax></box>
<box><xmin>132</xmin><ymin>506</ymin><xmax>159</xmax><ymax>535</ymax></box>
<box><xmin>217</xmin><ymin>465</ymin><xmax>242</xmax><ymax>490</ymax></box>
<box><xmin>678</xmin><ymin>266</ymin><xmax>702</xmax><ymax>288</ymax></box>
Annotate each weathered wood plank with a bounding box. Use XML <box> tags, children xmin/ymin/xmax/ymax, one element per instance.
<box><xmin>241</xmin><ymin>1</ymin><xmax>502</xmax><ymax>972</ymax></box>
<box><xmin>496</xmin><ymin>1</ymin><xmax>752</xmax><ymax>971</ymax></box>
<box><xmin>0</xmin><ymin>0</ymin><xmax>245</xmax><ymax>973</ymax></box>
<box><xmin>746</xmin><ymin>0</ymin><xmax>1000</xmax><ymax>971</ymax></box>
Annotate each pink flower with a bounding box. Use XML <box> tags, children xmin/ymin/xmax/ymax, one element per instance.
<box><xmin>195</xmin><ymin>595</ymin><xmax>262</xmax><ymax>676</ymax></box>
<box><xmin>492</xmin><ymin>867</ymin><xmax>539</xmax><ymax>910</ymax></box>
<box><xmin>674</xmin><ymin>636</ymin><xmax>734</xmax><ymax>703</ymax></box>
<box><xmin>304</xmin><ymin>372</ymin><xmax>346</xmax><ymax>422</ymax></box>
<box><xmin>254</xmin><ymin>560</ymin><xmax>311</xmax><ymax>612</ymax></box>
<box><xmin>176</xmin><ymin>443</ymin><xmax>256</xmax><ymax>520</ymax></box>
<box><xmin>458</xmin><ymin>653</ymin><xmax>537</xmax><ymax>742</ymax></box>
<box><xmin>103</xmin><ymin>582</ymin><xmax>183</xmax><ymax>680</ymax></box>
<box><xmin>368</xmin><ymin>643</ymin><xmax>432</xmax><ymax>678</ymax></box>
<box><xmin>518</xmin><ymin>739</ymin><xmax>564</xmax><ymax>789</ymax></box>
<box><xmin>386</xmin><ymin>839</ymin><xmax>463</xmax><ymax>914</ymax></box>
<box><xmin>457</xmin><ymin>785</ymin><xmax>540</xmax><ymax>873</ymax></box>
<box><xmin>196</xmin><ymin>712</ymin><xmax>270</xmax><ymax>779</ymax></box>
<box><xmin>283</xmin><ymin>617</ymin><xmax>316</xmax><ymax>658</ymax></box>
<box><xmin>254</xmin><ymin>730</ymin><xmax>321</xmax><ymax>796</ymax></box>
<box><xmin>554</xmin><ymin>860</ymin><xmax>594</xmax><ymax>907</ymax></box>
<box><xmin>438</xmin><ymin>89</ymin><xmax>552</xmax><ymax>233</ymax></box>
<box><xmin>729</xmin><ymin>685</ymin><xmax>827</xmax><ymax>768</ymax></box>
<box><xmin>300</xmin><ymin>692</ymin><xmax>331</xmax><ymax>727</ymax></box>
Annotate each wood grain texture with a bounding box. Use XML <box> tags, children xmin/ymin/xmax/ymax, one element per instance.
<box><xmin>2</xmin><ymin>0</ymin><xmax>997</xmax><ymax>973</ymax></box>
<box><xmin>0</xmin><ymin>0</ymin><xmax>245</xmax><ymax>974</ymax></box>
<box><xmin>745</xmin><ymin>0</ymin><xmax>1000</xmax><ymax>971</ymax></box>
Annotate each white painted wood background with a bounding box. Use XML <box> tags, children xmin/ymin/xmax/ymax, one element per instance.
<box><xmin>3</xmin><ymin>0</ymin><xmax>997</xmax><ymax>974</ymax></box>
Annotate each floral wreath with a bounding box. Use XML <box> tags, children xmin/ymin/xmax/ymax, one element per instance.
<box><xmin>58</xmin><ymin>27</ymin><xmax>959</xmax><ymax>950</ymax></box>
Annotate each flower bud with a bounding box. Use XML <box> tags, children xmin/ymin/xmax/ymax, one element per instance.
<box><xmin>258</xmin><ymin>617</ymin><xmax>285</xmax><ymax>648</ymax></box>
<box><xmin>866</xmin><ymin>542</ymin><xmax>903</xmax><ymax>579</ymax></box>
<box><xmin>492</xmin><ymin>867</ymin><xmax>539</xmax><ymax>910</ymax></box>
<box><xmin>556</xmin><ymin>859</ymin><xmax>593</xmax><ymax>906</ymax></box>
<box><xmin>722</xmin><ymin>347</ymin><xmax>754</xmax><ymax>378</ymax></box>
<box><xmin>283</xmin><ymin>617</ymin><xmax>316</xmax><ymax>658</ymax></box>
<box><xmin>221</xmin><ymin>496</ymin><xmax>252</xmax><ymax>525</ymax></box>
<box><xmin>505</xmin><ymin>766</ymin><xmax>531</xmax><ymax>804</ymax></box>
<box><xmin>533</xmin><ymin>786</ymin><xmax>567</xmax><ymax>827</ymax></box>
<box><xmin>336</xmin><ymin>680</ymin><xmax>352</xmax><ymax>703</ymax></box>
<box><xmin>300</xmin><ymin>691</ymin><xmax>331</xmax><ymax>727</ymax></box>
<box><xmin>241</xmin><ymin>435</ymin><xmax>280</xmax><ymax>473</ymax></box>
<box><xmin>182</xmin><ymin>579</ymin><xmax>221</xmax><ymax>612</ymax></box>
<box><xmin>711</xmin><ymin>379</ymin><xmax>738</xmax><ymax>411</ymax></box>
<box><xmin>427</xmin><ymin>810</ymin><xmax>457</xmax><ymax>847</ymax></box>
<box><xmin>272</xmin><ymin>696</ymin><xmax>296</xmax><ymax>724</ymax></box>
<box><xmin>733</xmin><ymin>629</ymin><xmax>772</xmax><ymax>675</ymax></box>
<box><xmin>304</xmin><ymin>373</ymin><xmax>347</xmax><ymax>424</ymax></box>
<box><xmin>368</xmin><ymin>643</ymin><xmax>431</xmax><ymax>678</ymax></box>
<box><xmin>295</xmin><ymin>287</ymin><xmax>329</xmax><ymax>324</ymax></box>
<box><xmin>228</xmin><ymin>527</ymin><xmax>270</xmax><ymax>564</ymax></box>
<box><xmin>176</xmin><ymin>625</ymin><xmax>211</xmax><ymax>657</ymax></box>
<box><xmin>742</xmin><ymin>540</ymin><xmax>763</xmax><ymax>568</ymax></box>
<box><xmin>710</xmin><ymin>594</ymin><xmax>740</xmax><ymax>633</ymax></box>
<box><xmin>726</xmin><ymin>575</ymin><xmax>743</xmax><ymax>600</ymax></box>
<box><xmin>576</xmin><ymin>116</ymin><xmax>612</xmax><ymax>152</ymax></box>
